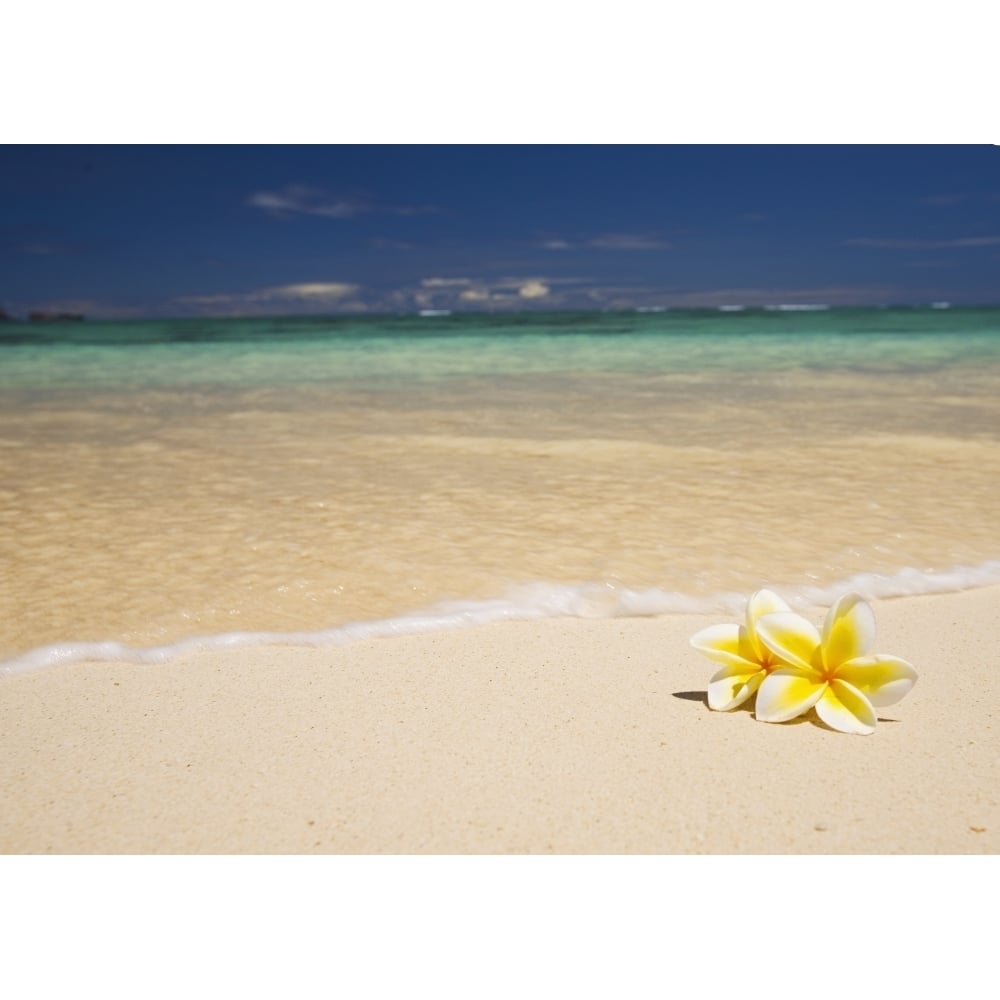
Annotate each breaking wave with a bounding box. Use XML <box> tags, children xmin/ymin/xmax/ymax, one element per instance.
<box><xmin>4</xmin><ymin>560</ymin><xmax>1000</xmax><ymax>677</ymax></box>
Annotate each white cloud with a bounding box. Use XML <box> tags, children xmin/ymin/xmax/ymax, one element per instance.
<box><xmin>587</xmin><ymin>233</ymin><xmax>671</xmax><ymax>250</ymax></box>
<box><xmin>845</xmin><ymin>236</ymin><xmax>1000</xmax><ymax>249</ymax></box>
<box><xmin>421</xmin><ymin>277</ymin><xmax>473</xmax><ymax>288</ymax></box>
<box><xmin>538</xmin><ymin>233</ymin><xmax>671</xmax><ymax>251</ymax></box>
<box><xmin>408</xmin><ymin>274</ymin><xmax>564</xmax><ymax>310</ymax></box>
<box><xmin>248</xmin><ymin>184</ymin><xmax>437</xmax><ymax>220</ymax></box>
<box><xmin>248</xmin><ymin>186</ymin><xmax>364</xmax><ymax>219</ymax></box>
<box><xmin>518</xmin><ymin>279</ymin><xmax>549</xmax><ymax>299</ymax></box>
<box><xmin>185</xmin><ymin>282</ymin><xmax>360</xmax><ymax>305</ymax></box>
<box><xmin>262</xmin><ymin>282</ymin><xmax>359</xmax><ymax>301</ymax></box>
<box><xmin>177</xmin><ymin>281</ymin><xmax>365</xmax><ymax>314</ymax></box>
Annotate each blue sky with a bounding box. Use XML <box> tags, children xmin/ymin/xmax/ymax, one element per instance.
<box><xmin>1</xmin><ymin>145</ymin><xmax>998</xmax><ymax>317</ymax></box>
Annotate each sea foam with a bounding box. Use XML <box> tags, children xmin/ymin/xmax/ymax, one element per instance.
<box><xmin>3</xmin><ymin>560</ymin><xmax>1000</xmax><ymax>677</ymax></box>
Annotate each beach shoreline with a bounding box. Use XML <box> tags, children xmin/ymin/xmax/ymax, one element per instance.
<box><xmin>6</xmin><ymin>309</ymin><xmax>1000</xmax><ymax>662</ymax></box>
<box><xmin>2</xmin><ymin>586</ymin><xmax>997</xmax><ymax>854</ymax></box>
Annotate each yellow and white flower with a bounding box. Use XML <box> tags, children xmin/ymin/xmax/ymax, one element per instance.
<box><xmin>754</xmin><ymin>592</ymin><xmax>917</xmax><ymax>735</ymax></box>
<box><xmin>690</xmin><ymin>589</ymin><xmax>796</xmax><ymax>711</ymax></box>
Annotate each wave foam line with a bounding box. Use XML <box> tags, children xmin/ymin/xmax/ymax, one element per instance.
<box><xmin>4</xmin><ymin>560</ymin><xmax>1000</xmax><ymax>677</ymax></box>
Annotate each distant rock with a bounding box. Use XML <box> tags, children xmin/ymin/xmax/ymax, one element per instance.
<box><xmin>0</xmin><ymin>308</ymin><xmax>12</xmax><ymax>322</ymax></box>
<box><xmin>27</xmin><ymin>311</ymin><xmax>85</xmax><ymax>323</ymax></box>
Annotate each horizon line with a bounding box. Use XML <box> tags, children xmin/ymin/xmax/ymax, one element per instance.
<box><xmin>4</xmin><ymin>301</ymin><xmax>997</xmax><ymax>323</ymax></box>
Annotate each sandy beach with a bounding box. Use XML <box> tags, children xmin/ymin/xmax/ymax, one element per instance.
<box><xmin>2</xmin><ymin>585</ymin><xmax>997</xmax><ymax>854</ymax></box>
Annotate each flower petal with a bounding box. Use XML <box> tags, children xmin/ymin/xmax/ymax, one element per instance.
<box><xmin>755</xmin><ymin>612</ymin><xmax>822</xmax><ymax>670</ymax></box>
<box><xmin>707</xmin><ymin>665</ymin><xmax>765</xmax><ymax>711</ymax></box>
<box><xmin>821</xmin><ymin>593</ymin><xmax>876</xmax><ymax>669</ymax></box>
<box><xmin>755</xmin><ymin>668</ymin><xmax>825</xmax><ymax>723</ymax></box>
<box><xmin>745</xmin><ymin>589</ymin><xmax>791</xmax><ymax>659</ymax></box>
<box><xmin>690</xmin><ymin>623</ymin><xmax>758</xmax><ymax>671</ymax></box>
<box><xmin>836</xmin><ymin>655</ymin><xmax>918</xmax><ymax>707</ymax></box>
<box><xmin>815</xmin><ymin>679</ymin><xmax>877</xmax><ymax>735</ymax></box>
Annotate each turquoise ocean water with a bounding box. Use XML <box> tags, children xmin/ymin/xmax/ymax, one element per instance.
<box><xmin>6</xmin><ymin>306</ymin><xmax>1000</xmax><ymax>389</ymax></box>
<box><xmin>3</xmin><ymin>307</ymin><xmax>1000</xmax><ymax>673</ymax></box>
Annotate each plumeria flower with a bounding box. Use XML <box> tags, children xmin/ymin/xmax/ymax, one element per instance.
<box><xmin>754</xmin><ymin>592</ymin><xmax>917</xmax><ymax>735</ymax></box>
<box><xmin>690</xmin><ymin>589</ymin><xmax>797</xmax><ymax>711</ymax></box>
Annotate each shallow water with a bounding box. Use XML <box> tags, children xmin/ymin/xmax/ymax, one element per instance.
<box><xmin>3</xmin><ymin>308</ymin><xmax>1000</xmax><ymax>667</ymax></box>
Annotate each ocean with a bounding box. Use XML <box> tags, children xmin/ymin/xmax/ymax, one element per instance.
<box><xmin>3</xmin><ymin>307</ymin><xmax>1000</xmax><ymax>673</ymax></box>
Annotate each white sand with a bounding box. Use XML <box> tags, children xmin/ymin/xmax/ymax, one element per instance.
<box><xmin>2</xmin><ymin>587</ymin><xmax>997</xmax><ymax>853</ymax></box>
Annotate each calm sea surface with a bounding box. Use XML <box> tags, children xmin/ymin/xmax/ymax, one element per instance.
<box><xmin>3</xmin><ymin>308</ymin><xmax>1000</xmax><ymax>669</ymax></box>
